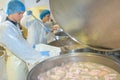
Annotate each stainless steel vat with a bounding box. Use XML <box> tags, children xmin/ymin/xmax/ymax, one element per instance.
<box><xmin>50</xmin><ymin>0</ymin><xmax>120</xmax><ymax>51</ymax></box>
<box><xmin>27</xmin><ymin>52</ymin><xmax>120</xmax><ymax>80</ymax></box>
<box><xmin>48</xmin><ymin>37</ymin><xmax>86</xmax><ymax>52</ymax></box>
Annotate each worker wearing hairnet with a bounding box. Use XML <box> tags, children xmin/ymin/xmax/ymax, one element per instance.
<box><xmin>0</xmin><ymin>1</ymin><xmax>48</xmax><ymax>80</ymax></box>
<box><xmin>40</xmin><ymin>9</ymin><xmax>54</xmax><ymax>32</ymax></box>
<box><xmin>21</xmin><ymin>10</ymin><xmax>49</xmax><ymax>46</ymax></box>
<box><xmin>40</xmin><ymin>9</ymin><xmax>59</xmax><ymax>42</ymax></box>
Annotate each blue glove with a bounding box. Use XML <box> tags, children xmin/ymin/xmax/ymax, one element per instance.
<box><xmin>40</xmin><ymin>51</ymin><xmax>50</xmax><ymax>56</ymax></box>
<box><xmin>26</xmin><ymin>10</ymin><xmax>32</xmax><ymax>15</ymax></box>
<box><xmin>32</xmin><ymin>44</ymin><xmax>36</xmax><ymax>49</ymax></box>
<box><xmin>45</xmin><ymin>27</ymin><xmax>50</xmax><ymax>33</ymax></box>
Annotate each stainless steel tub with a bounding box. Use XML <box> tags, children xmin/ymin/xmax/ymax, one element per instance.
<box><xmin>50</xmin><ymin>0</ymin><xmax>120</xmax><ymax>51</ymax></box>
<box><xmin>27</xmin><ymin>52</ymin><xmax>120</xmax><ymax>80</ymax></box>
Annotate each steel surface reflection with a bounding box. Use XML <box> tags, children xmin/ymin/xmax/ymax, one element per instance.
<box><xmin>50</xmin><ymin>0</ymin><xmax>120</xmax><ymax>51</ymax></box>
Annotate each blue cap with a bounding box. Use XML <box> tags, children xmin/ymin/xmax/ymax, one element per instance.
<box><xmin>40</xmin><ymin>9</ymin><xmax>50</xmax><ymax>20</ymax></box>
<box><xmin>6</xmin><ymin>0</ymin><xmax>25</xmax><ymax>15</ymax></box>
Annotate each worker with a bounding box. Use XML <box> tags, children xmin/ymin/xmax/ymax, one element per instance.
<box><xmin>21</xmin><ymin>10</ymin><xmax>49</xmax><ymax>46</ymax></box>
<box><xmin>21</xmin><ymin>10</ymin><xmax>58</xmax><ymax>46</ymax></box>
<box><xmin>40</xmin><ymin>9</ymin><xmax>58</xmax><ymax>33</ymax></box>
<box><xmin>40</xmin><ymin>9</ymin><xmax>59</xmax><ymax>42</ymax></box>
<box><xmin>0</xmin><ymin>1</ymin><xmax>48</xmax><ymax>80</ymax></box>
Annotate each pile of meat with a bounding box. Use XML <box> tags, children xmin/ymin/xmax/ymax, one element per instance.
<box><xmin>38</xmin><ymin>62</ymin><xmax>120</xmax><ymax>80</ymax></box>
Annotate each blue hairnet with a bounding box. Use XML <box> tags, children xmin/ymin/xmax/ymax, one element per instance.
<box><xmin>6</xmin><ymin>0</ymin><xmax>25</xmax><ymax>15</ymax></box>
<box><xmin>40</xmin><ymin>10</ymin><xmax>50</xmax><ymax>20</ymax></box>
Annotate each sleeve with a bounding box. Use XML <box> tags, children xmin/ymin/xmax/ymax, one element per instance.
<box><xmin>20</xmin><ymin>15</ymin><xmax>33</xmax><ymax>29</ymax></box>
<box><xmin>0</xmin><ymin>25</ymin><xmax>42</xmax><ymax>65</ymax></box>
<box><xmin>33</xmin><ymin>20</ymin><xmax>48</xmax><ymax>44</ymax></box>
<box><xmin>27</xmin><ymin>23</ymin><xmax>36</xmax><ymax>46</ymax></box>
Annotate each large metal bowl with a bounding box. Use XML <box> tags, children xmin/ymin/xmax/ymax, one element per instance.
<box><xmin>48</xmin><ymin>37</ymin><xmax>86</xmax><ymax>52</ymax></box>
<box><xmin>27</xmin><ymin>52</ymin><xmax>120</xmax><ymax>80</ymax></box>
<box><xmin>49</xmin><ymin>0</ymin><xmax>120</xmax><ymax>51</ymax></box>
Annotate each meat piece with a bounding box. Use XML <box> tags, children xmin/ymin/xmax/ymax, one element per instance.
<box><xmin>89</xmin><ymin>69</ymin><xmax>101</xmax><ymax>76</ymax></box>
<box><xmin>104</xmin><ymin>74</ymin><xmax>117</xmax><ymax>80</ymax></box>
<box><xmin>37</xmin><ymin>62</ymin><xmax>120</xmax><ymax>80</ymax></box>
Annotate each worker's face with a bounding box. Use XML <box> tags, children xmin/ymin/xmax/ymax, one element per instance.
<box><xmin>43</xmin><ymin>14</ymin><xmax>50</xmax><ymax>23</ymax></box>
<box><xmin>18</xmin><ymin>12</ymin><xmax>24</xmax><ymax>20</ymax></box>
<box><xmin>15</xmin><ymin>12</ymin><xmax>24</xmax><ymax>22</ymax></box>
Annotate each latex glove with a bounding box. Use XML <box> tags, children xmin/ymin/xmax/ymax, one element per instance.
<box><xmin>45</xmin><ymin>28</ymin><xmax>50</xmax><ymax>33</ymax></box>
<box><xmin>26</xmin><ymin>10</ymin><xmax>32</xmax><ymax>15</ymax></box>
<box><xmin>32</xmin><ymin>44</ymin><xmax>36</xmax><ymax>49</ymax></box>
<box><xmin>40</xmin><ymin>51</ymin><xmax>50</xmax><ymax>56</ymax></box>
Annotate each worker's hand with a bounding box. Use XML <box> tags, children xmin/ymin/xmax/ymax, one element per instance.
<box><xmin>51</xmin><ymin>24</ymin><xmax>59</xmax><ymax>32</ymax></box>
<box><xmin>40</xmin><ymin>51</ymin><xmax>50</xmax><ymax>56</ymax></box>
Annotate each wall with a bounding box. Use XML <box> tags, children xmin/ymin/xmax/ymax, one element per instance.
<box><xmin>0</xmin><ymin>0</ymin><xmax>8</xmax><ymax>10</ymax></box>
<box><xmin>24</xmin><ymin>0</ymin><xmax>50</xmax><ymax>9</ymax></box>
<box><xmin>0</xmin><ymin>0</ymin><xmax>49</xmax><ymax>10</ymax></box>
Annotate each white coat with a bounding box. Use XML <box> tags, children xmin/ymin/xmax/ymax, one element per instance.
<box><xmin>21</xmin><ymin>16</ymin><xmax>51</xmax><ymax>46</ymax></box>
<box><xmin>0</xmin><ymin>21</ymin><xmax>42</xmax><ymax>80</ymax></box>
<box><xmin>27</xmin><ymin>20</ymin><xmax>50</xmax><ymax>45</ymax></box>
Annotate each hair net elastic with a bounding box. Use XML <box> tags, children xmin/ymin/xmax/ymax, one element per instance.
<box><xmin>6</xmin><ymin>0</ymin><xmax>25</xmax><ymax>15</ymax></box>
<box><xmin>40</xmin><ymin>9</ymin><xmax>50</xmax><ymax>20</ymax></box>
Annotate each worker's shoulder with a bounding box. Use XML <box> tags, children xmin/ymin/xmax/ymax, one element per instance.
<box><xmin>0</xmin><ymin>21</ymin><xmax>12</xmax><ymax>31</ymax></box>
<box><xmin>1</xmin><ymin>20</ymin><xmax>11</xmax><ymax>25</ymax></box>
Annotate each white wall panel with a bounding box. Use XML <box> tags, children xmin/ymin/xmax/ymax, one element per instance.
<box><xmin>0</xmin><ymin>0</ymin><xmax>8</xmax><ymax>10</ymax></box>
<box><xmin>24</xmin><ymin>0</ymin><xmax>50</xmax><ymax>9</ymax></box>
